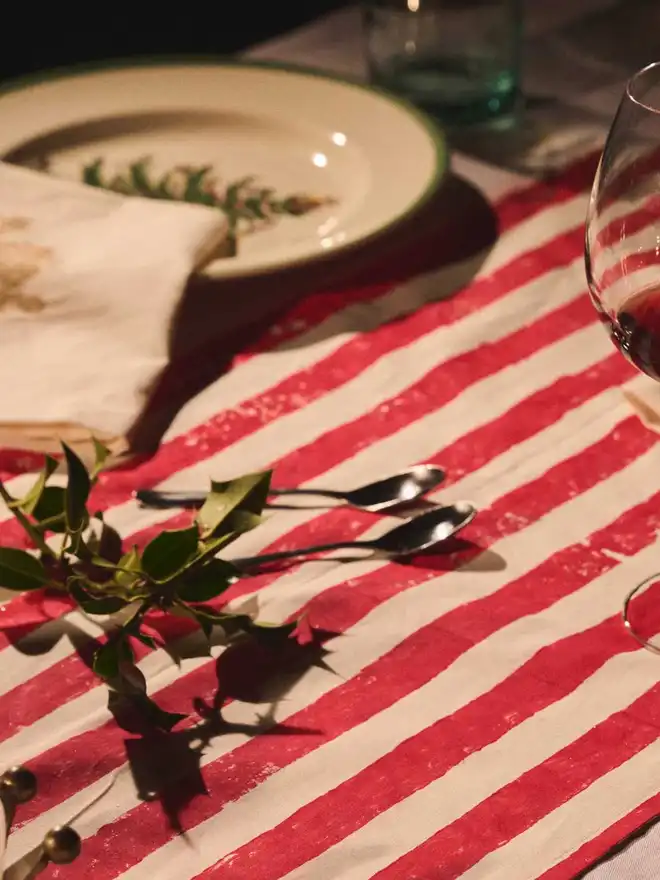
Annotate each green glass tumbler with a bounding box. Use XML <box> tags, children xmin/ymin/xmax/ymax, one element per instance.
<box><xmin>362</xmin><ymin>0</ymin><xmax>523</xmax><ymax>128</ymax></box>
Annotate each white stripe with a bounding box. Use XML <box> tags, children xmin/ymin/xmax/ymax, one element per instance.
<box><xmin>0</xmin><ymin>323</ymin><xmax>611</xmax><ymax>695</ymax></box>
<box><xmin>102</xmin><ymin>251</ymin><xmax>592</xmax><ymax>548</ymax></box>
<box><xmin>462</xmin><ymin>738</ymin><xmax>660</xmax><ymax>880</ymax></box>
<box><xmin>0</xmin><ymin>612</ymin><xmax>105</xmax><ymax>696</ymax></box>
<box><xmin>280</xmin><ymin>590</ymin><xmax>660</xmax><ymax>880</ymax></box>
<box><xmin>95</xmin><ymin>531</ymin><xmax>660</xmax><ymax>880</ymax></box>
<box><xmin>9</xmin><ymin>427</ymin><xmax>659</xmax><ymax>864</ymax></box>
<box><xmin>160</xmin><ymin>192</ymin><xmax>590</xmax><ymax>444</ymax></box>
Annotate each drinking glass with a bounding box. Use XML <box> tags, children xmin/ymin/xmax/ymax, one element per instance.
<box><xmin>585</xmin><ymin>61</ymin><xmax>660</xmax><ymax>650</ymax></box>
<box><xmin>361</xmin><ymin>0</ymin><xmax>522</xmax><ymax>128</ymax></box>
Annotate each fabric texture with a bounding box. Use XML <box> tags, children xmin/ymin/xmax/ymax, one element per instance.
<box><xmin>3</xmin><ymin>4</ymin><xmax>660</xmax><ymax>879</ymax></box>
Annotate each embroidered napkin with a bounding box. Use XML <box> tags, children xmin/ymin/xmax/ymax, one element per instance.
<box><xmin>0</xmin><ymin>162</ymin><xmax>227</xmax><ymax>462</ymax></box>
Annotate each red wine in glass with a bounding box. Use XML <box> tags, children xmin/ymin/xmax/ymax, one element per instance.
<box><xmin>608</xmin><ymin>286</ymin><xmax>660</xmax><ymax>381</ymax></box>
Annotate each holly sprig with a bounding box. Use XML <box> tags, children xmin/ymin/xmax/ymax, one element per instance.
<box><xmin>0</xmin><ymin>443</ymin><xmax>296</xmax><ymax>731</ymax></box>
<box><xmin>82</xmin><ymin>157</ymin><xmax>333</xmax><ymax>256</ymax></box>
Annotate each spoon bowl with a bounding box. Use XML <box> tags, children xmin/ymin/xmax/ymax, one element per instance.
<box><xmin>232</xmin><ymin>501</ymin><xmax>477</xmax><ymax>568</ymax></box>
<box><xmin>369</xmin><ymin>501</ymin><xmax>477</xmax><ymax>557</ymax></box>
<box><xmin>340</xmin><ymin>464</ymin><xmax>446</xmax><ymax>512</ymax></box>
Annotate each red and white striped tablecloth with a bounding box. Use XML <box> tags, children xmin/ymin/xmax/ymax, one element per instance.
<box><xmin>3</xmin><ymin>11</ymin><xmax>660</xmax><ymax>875</ymax></box>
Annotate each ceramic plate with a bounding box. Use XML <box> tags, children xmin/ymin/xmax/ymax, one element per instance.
<box><xmin>0</xmin><ymin>60</ymin><xmax>447</xmax><ymax>278</ymax></box>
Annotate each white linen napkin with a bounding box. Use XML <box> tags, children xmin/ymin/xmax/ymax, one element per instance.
<box><xmin>0</xmin><ymin>162</ymin><xmax>227</xmax><ymax>459</ymax></box>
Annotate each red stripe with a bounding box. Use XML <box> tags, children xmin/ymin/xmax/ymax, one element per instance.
<box><xmin>24</xmin><ymin>417</ymin><xmax>655</xmax><ymax>875</ymax></box>
<box><xmin>126</xmin><ymin>290</ymin><xmax>600</xmax><ymax>558</ymax></box>
<box><xmin>538</xmin><ymin>792</ymin><xmax>660</xmax><ymax>880</ymax></box>
<box><xmin>0</xmin><ymin>351</ymin><xmax>628</xmax><ymax>744</ymax></box>
<box><xmin>194</xmin><ymin>562</ymin><xmax>660</xmax><ymax>880</ymax></box>
<box><xmin>371</xmin><ymin>629</ymin><xmax>660</xmax><ymax>878</ymax></box>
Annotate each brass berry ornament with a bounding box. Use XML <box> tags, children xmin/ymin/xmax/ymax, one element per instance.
<box><xmin>0</xmin><ymin>766</ymin><xmax>37</xmax><ymax>803</ymax></box>
<box><xmin>42</xmin><ymin>825</ymin><xmax>82</xmax><ymax>865</ymax></box>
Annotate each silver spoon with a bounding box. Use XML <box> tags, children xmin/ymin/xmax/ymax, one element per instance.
<box><xmin>232</xmin><ymin>502</ymin><xmax>476</xmax><ymax>568</ymax></box>
<box><xmin>134</xmin><ymin>464</ymin><xmax>446</xmax><ymax>513</ymax></box>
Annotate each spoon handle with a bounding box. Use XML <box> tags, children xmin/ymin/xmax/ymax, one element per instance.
<box><xmin>136</xmin><ymin>487</ymin><xmax>347</xmax><ymax>510</ymax></box>
<box><xmin>268</xmin><ymin>487</ymin><xmax>345</xmax><ymax>501</ymax></box>
<box><xmin>135</xmin><ymin>489</ymin><xmax>205</xmax><ymax>509</ymax></box>
<box><xmin>233</xmin><ymin>540</ymin><xmax>375</xmax><ymax>568</ymax></box>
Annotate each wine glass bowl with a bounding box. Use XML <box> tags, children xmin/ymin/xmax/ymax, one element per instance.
<box><xmin>586</xmin><ymin>61</ymin><xmax>660</xmax><ymax>381</ymax></box>
<box><xmin>586</xmin><ymin>60</ymin><xmax>660</xmax><ymax>651</ymax></box>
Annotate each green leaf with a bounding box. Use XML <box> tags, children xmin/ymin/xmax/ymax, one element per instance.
<box><xmin>91</xmin><ymin>438</ymin><xmax>111</xmax><ymax>482</ymax></box>
<box><xmin>32</xmin><ymin>485</ymin><xmax>67</xmax><ymax>533</ymax></box>
<box><xmin>196</xmin><ymin>471</ymin><xmax>272</xmax><ymax>538</ymax></box>
<box><xmin>70</xmin><ymin>584</ymin><xmax>128</xmax><ymax>615</ymax></box>
<box><xmin>62</xmin><ymin>442</ymin><xmax>91</xmax><ymax>533</ymax></box>
<box><xmin>154</xmin><ymin>171</ymin><xmax>174</xmax><ymax>199</ymax></box>
<box><xmin>0</xmin><ymin>481</ymin><xmax>53</xmax><ymax>556</ymax></box>
<box><xmin>0</xmin><ymin>547</ymin><xmax>48</xmax><ymax>591</ymax></box>
<box><xmin>141</xmin><ymin>525</ymin><xmax>199</xmax><ymax>582</ymax></box>
<box><xmin>11</xmin><ymin>455</ymin><xmax>58</xmax><ymax>516</ymax></box>
<box><xmin>186</xmin><ymin>604</ymin><xmax>253</xmax><ymax>637</ymax></box>
<box><xmin>114</xmin><ymin>545</ymin><xmax>142</xmax><ymax>588</ymax></box>
<box><xmin>187</xmin><ymin>605</ymin><xmax>214</xmax><ymax>640</ymax></box>
<box><xmin>128</xmin><ymin>159</ymin><xmax>154</xmax><ymax>196</ymax></box>
<box><xmin>93</xmin><ymin>636</ymin><xmax>132</xmax><ymax>681</ymax></box>
<box><xmin>223</xmin><ymin>177</ymin><xmax>251</xmax><ymax>212</ymax></box>
<box><xmin>175</xmin><ymin>558</ymin><xmax>238</xmax><ymax>603</ymax></box>
<box><xmin>183</xmin><ymin>166</ymin><xmax>213</xmax><ymax>203</ymax></box>
<box><xmin>246</xmin><ymin>618</ymin><xmax>298</xmax><ymax>645</ymax></box>
<box><xmin>134</xmin><ymin>631</ymin><xmax>159</xmax><ymax>649</ymax></box>
<box><xmin>83</xmin><ymin>158</ymin><xmax>104</xmax><ymax>188</ymax></box>
<box><xmin>244</xmin><ymin>196</ymin><xmax>267</xmax><ymax>220</ymax></box>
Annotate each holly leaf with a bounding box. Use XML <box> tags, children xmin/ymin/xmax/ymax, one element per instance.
<box><xmin>196</xmin><ymin>471</ymin><xmax>272</xmax><ymax>538</ymax></box>
<box><xmin>11</xmin><ymin>455</ymin><xmax>58</xmax><ymax>516</ymax></box>
<box><xmin>91</xmin><ymin>438</ymin><xmax>111</xmax><ymax>482</ymax></box>
<box><xmin>189</xmin><ymin>606</ymin><xmax>214</xmax><ymax>640</ymax></box>
<box><xmin>186</xmin><ymin>604</ymin><xmax>254</xmax><ymax>638</ymax></box>
<box><xmin>106</xmin><ymin>658</ymin><xmax>186</xmax><ymax>731</ymax></box>
<box><xmin>62</xmin><ymin>442</ymin><xmax>91</xmax><ymax>533</ymax></box>
<box><xmin>0</xmin><ymin>547</ymin><xmax>48</xmax><ymax>591</ymax></box>
<box><xmin>0</xmin><ymin>481</ymin><xmax>53</xmax><ymax>555</ymax></box>
<box><xmin>176</xmin><ymin>558</ymin><xmax>239</xmax><ymax>603</ymax></box>
<box><xmin>246</xmin><ymin>618</ymin><xmax>299</xmax><ymax>646</ymax></box>
<box><xmin>141</xmin><ymin>526</ymin><xmax>199</xmax><ymax>582</ymax></box>
<box><xmin>133</xmin><ymin>631</ymin><xmax>160</xmax><ymax>650</ymax></box>
<box><xmin>70</xmin><ymin>584</ymin><xmax>128</xmax><ymax>616</ymax></box>
<box><xmin>93</xmin><ymin>635</ymin><xmax>133</xmax><ymax>681</ymax></box>
<box><xmin>114</xmin><ymin>545</ymin><xmax>142</xmax><ymax>588</ymax></box>
<box><xmin>32</xmin><ymin>485</ymin><xmax>67</xmax><ymax>533</ymax></box>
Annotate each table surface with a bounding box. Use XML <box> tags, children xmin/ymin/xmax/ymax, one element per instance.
<box><xmin>3</xmin><ymin>2</ymin><xmax>660</xmax><ymax>879</ymax></box>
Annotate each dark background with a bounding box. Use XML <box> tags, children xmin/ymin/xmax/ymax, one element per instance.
<box><xmin>0</xmin><ymin>4</ymin><xmax>350</xmax><ymax>82</ymax></box>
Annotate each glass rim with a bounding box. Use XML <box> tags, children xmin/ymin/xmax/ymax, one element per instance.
<box><xmin>626</xmin><ymin>60</ymin><xmax>660</xmax><ymax>115</ymax></box>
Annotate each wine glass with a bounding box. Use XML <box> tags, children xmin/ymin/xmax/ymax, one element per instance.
<box><xmin>585</xmin><ymin>61</ymin><xmax>660</xmax><ymax>650</ymax></box>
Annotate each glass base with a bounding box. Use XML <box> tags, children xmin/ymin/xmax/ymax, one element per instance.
<box><xmin>623</xmin><ymin>573</ymin><xmax>660</xmax><ymax>653</ymax></box>
<box><xmin>369</xmin><ymin>58</ymin><xmax>520</xmax><ymax>129</ymax></box>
